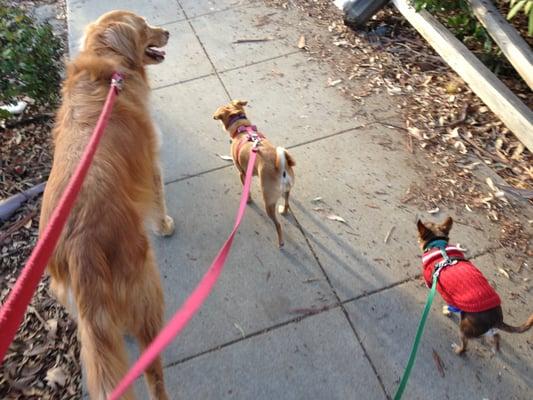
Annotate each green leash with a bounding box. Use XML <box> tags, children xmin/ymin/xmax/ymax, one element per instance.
<box><xmin>393</xmin><ymin>273</ymin><xmax>438</xmax><ymax>400</ymax></box>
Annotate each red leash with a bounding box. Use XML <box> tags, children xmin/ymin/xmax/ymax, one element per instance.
<box><xmin>0</xmin><ymin>72</ymin><xmax>124</xmax><ymax>362</ymax></box>
<box><xmin>108</xmin><ymin>142</ymin><xmax>260</xmax><ymax>400</ymax></box>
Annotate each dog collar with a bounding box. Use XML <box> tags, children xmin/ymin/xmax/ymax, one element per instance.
<box><xmin>227</xmin><ymin>114</ymin><xmax>247</xmax><ymax>127</ymax></box>
<box><xmin>423</xmin><ymin>238</ymin><xmax>448</xmax><ymax>252</ymax></box>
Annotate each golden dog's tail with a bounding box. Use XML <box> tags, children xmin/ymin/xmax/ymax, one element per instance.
<box><xmin>70</xmin><ymin>248</ymin><xmax>135</xmax><ymax>400</ymax></box>
<box><xmin>275</xmin><ymin>147</ymin><xmax>295</xmax><ymax>193</ymax></box>
<box><xmin>497</xmin><ymin>313</ymin><xmax>533</xmax><ymax>333</ymax></box>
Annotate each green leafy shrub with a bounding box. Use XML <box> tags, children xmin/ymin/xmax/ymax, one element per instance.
<box><xmin>0</xmin><ymin>4</ymin><xmax>62</xmax><ymax>118</ymax></box>
<box><xmin>507</xmin><ymin>0</ymin><xmax>533</xmax><ymax>35</ymax></box>
<box><xmin>410</xmin><ymin>0</ymin><xmax>530</xmax><ymax>75</ymax></box>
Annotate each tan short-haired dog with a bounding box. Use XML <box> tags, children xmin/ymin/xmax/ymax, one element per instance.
<box><xmin>40</xmin><ymin>11</ymin><xmax>173</xmax><ymax>399</ymax></box>
<box><xmin>213</xmin><ymin>100</ymin><xmax>295</xmax><ymax>248</ymax></box>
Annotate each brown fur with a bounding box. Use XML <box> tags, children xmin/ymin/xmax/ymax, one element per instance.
<box><xmin>39</xmin><ymin>11</ymin><xmax>173</xmax><ymax>399</ymax></box>
<box><xmin>213</xmin><ymin>100</ymin><xmax>295</xmax><ymax>248</ymax></box>
<box><xmin>417</xmin><ymin>217</ymin><xmax>533</xmax><ymax>354</ymax></box>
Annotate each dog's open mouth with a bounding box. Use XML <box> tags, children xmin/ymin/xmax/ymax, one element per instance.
<box><xmin>145</xmin><ymin>46</ymin><xmax>166</xmax><ymax>62</ymax></box>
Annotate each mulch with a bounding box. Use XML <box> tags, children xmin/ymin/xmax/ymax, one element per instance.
<box><xmin>0</xmin><ymin>1</ymin><xmax>81</xmax><ymax>398</ymax></box>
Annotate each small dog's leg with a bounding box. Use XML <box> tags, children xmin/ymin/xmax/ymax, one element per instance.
<box><xmin>452</xmin><ymin>331</ymin><xmax>468</xmax><ymax>355</ymax></box>
<box><xmin>280</xmin><ymin>191</ymin><xmax>290</xmax><ymax>215</ymax></box>
<box><xmin>265</xmin><ymin>202</ymin><xmax>284</xmax><ymax>248</ymax></box>
<box><xmin>151</xmin><ymin>166</ymin><xmax>174</xmax><ymax>236</ymax></box>
<box><xmin>240</xmin><ymin>172</ymin><xmax>252</xmax><ymax>203</ymax></box>
<box><xmin>491</xmin><ymin>333</ymin><xmax>501</xmax><ymax>353</ymax></box>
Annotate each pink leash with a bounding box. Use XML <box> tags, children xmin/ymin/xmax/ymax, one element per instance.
<box><xmin>0</xmin><ymin>72</ymin><xmax>124</xmax><ymax>362</ymax></box>
<box><xmin>109</xmin><ymin>144</ymin><xmax>259</xmax><ymax>400</ymax></box>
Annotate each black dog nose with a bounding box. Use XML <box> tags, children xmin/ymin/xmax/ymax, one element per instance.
<box><xmin>164</xmin><ymin>30</ymin><xmax>170</xmax><ymax>39</ymax></box>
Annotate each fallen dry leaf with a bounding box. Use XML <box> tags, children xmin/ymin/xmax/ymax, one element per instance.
<box><xmin>216</xmin><ymin>154</ymin><xmax>233</xmax><ymax>161</ymax></box>
<box><xmin>46</xmin><ymin>366</ymin><xmax>67</xmax><ymax>389</ymax></box>
<box><xmin>432</xmin><ymin>349</ymin><xmax>445</xmax><ymax>378</ymax></box>
<box><xmin>327</xmin><ymin>214</ymin><xmax>347</xmax><ymax>224</ymax></box>
<box><xmin>233</xmin><ymin>322</ymin><xmax>245</xmax><ymax>338</ymax></box>
<box><xmin>384</xmin><ymin>226</ymin><xmax>395</xmax><ymax>244</ymax></box>
<box><xmin>498</xmin><ymin>268</ymin><xmax>510</xmax><ymax>279</ymax></box>
<box><xmin>327</xmin><ymin>78</ymin><xmax>342</xmax><ymax>87</ymax></box>
<box><xmin>297</xmin><ymin>35</ymin><xmax>306</xmax><ymax>49</ymax></box>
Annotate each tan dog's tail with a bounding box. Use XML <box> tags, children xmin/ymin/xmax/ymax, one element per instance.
<box><xmin>275</xmin><ymin>147</ymin><xmax>295</xmax><ymax>193</ymax></box>
<box><xmin>497</xmin><ymin>313</ymin><xmax>533</xmax><ymax>333</ymax></box>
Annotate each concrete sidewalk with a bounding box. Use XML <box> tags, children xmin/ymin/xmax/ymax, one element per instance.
<box><xmin>67</xmin><ymin>1</ymin><xmax>533</xmax><ymax>399</ymax></box>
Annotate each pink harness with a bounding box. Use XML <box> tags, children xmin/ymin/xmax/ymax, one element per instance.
<box><xmin>233</xmin><ymin>125</ymin><xmax>265</xmax><ymax>161</ymax></box>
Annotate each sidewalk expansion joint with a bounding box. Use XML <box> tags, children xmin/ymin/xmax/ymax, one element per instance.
<box><xmin>164</xmin><ymin>164</ymin><xmax>232</xmax><ymax>186</ymax></box>
<box><xmin>161</xmin><ymin>276</ymin><xmax>419</xmax><ymax>388</ymax></box>
<box><xmin>341</xmin><ymin>274</ymin><xmax>422</xmax><ymax>307</ymax></box>
<box><xmin>289</xmin><ymin>209</ymin><xmax>390</xmax><ymax>399</ymax></box>
<box><xmin>176</xmin><ymin>1</ymin><xmax>233</xmax><ymax>101</ymax></box>
<box><xmin>163</xmin><ymin>124</ymin><xmax>374</xmax><ymax>186</ymax></box>
<box><xmin>152</xmin><ymin>51</ymin><xmax>300</xmax><ymax>93</ymax></box>
<box><xmin>218</xmin><ymin>51</ymin><xmax>301</xmax><ymax>75</ymax></box>
<box><xmin>152</xmin><ymin>73</ymin><xmax>217</xmax><ymax>92</ymax></box>
<box><xmin>163</xmin><ymin>302</ymin><xmax>341</xmax><ymax>370</ymax></box>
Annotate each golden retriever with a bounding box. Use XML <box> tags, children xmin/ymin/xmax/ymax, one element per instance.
<box><xmin>40</xmin><ymin>11</ymin><xmax>173</xmax><ymax>399</ymax></box>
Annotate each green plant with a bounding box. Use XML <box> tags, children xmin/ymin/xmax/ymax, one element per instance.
<box><xmin>412</xmin><ymin>1</ymin><xmax>494</xmax><ymax>50</ymax></box>
<box><xmin>0</xmin><ymin>4</ymin><xmax>62</xmax><ymax>119</ymax></box>
<box><xmin>507</xmin><ymin>0</ymin><xmax>533</xmax><ymax>35</ymax></box>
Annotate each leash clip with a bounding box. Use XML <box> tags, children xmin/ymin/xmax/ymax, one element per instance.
<box><xmin>247</xmin><ymin>131</ymin><xmax>262</xmax><ymax>151</ymax></box>
<box><xmin>111</xmin><ymin>72</ymin><xmax>125</xmax><ymax>93</ymax></box>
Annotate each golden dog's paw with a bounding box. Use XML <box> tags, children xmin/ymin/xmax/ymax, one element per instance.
<box><xmin>155</xmin><ymin>215</ymin><xmax>175</xmax><ymax>237</ymax></box>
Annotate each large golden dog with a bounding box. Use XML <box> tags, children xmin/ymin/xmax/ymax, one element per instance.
<box><xmin>40</xmin><ymin>11</ymin><xmax>173</xmax><ymax>399</ymax></box>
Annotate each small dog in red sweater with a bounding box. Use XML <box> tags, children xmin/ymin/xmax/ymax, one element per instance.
<box><xmin>417</xmin><ymin>216</ymin><xmax>533</xmax><ymax>354</ymax></box>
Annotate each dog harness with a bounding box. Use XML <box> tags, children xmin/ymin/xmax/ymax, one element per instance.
<box><xmin>232</xmin><ymin>125</ymin><xmax>265</xmax><ymax>161</ymax></box>
<box><xmin>422</xmin><ymin>245</ymin><xmax>501</xmax><ymax>313</ymax></box>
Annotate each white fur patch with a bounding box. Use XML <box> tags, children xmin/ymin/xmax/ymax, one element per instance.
<box><xmin>483</xmin><ymin>328</ymin><xmax>498</xmax><ymax>337</ymax></box>
<box><xmin>276</xmin><ymin>147</ymin><xmax>292</xmax><ymax>193</ymax></box>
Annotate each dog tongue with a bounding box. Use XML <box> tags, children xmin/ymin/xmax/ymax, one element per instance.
<box><xmin>147</xmin><ymin>48</ymin><xmax>166</xmax><ymax>57</ymax></box>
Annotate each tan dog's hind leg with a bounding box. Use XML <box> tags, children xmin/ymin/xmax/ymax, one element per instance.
<box><xmin>240</xmin><ymin>171</ymin><xmax>252</xmax><ymax>203</ymax></box>
<box><xmin>151</xmin><ymin>167</ymin><xmax>175</xmax><ymax>236</ymax></box>
<box><xmin>133</xmin><ymin>250</ymin><xmax>169</xmax><ymax>400</ymax></box>
<box><xmin>280</xmin><ymin>191</ymin><xmax>290</xmax><ymax>215</ymax></box>
<box><xmin>265</xmin><ymin>201</ymin><xmax>283</xmax><ymax>248</ymax></box>
<box><xmin>79</xmin><ymin>316</ymin><xmax>135</xmax><ymax>400</ymax></box>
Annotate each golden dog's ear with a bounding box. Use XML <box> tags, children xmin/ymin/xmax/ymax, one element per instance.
<box><xmin>231</xmin><ymin>99</ymin><xmax>248</xmax><ymax>108</ymax></box>
<box><xmin>102</xmin><ymin>22</ymin><xmax>140</xmax><ymax>65</ymax></box>
<box><xmin>441</xmin><ymin>216</ymin><xmax>453</xmax><ymax>235</ymax></box>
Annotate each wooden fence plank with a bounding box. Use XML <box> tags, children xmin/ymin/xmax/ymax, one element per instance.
<box><xmin>468</xmin><ymin>0</ymin><xmax>533</xmax><ymax>90</ymax></box>
<box><xmin>391</xmin><ymin>0</ymin><xmax>533</xmax><ymax>152</ymax></box>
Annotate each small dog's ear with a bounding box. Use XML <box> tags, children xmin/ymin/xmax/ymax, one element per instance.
<box><xmin>417</xmin><ymin>219</ymin><xmax>428</xmax><ymax>236</ymax></box>
<box><xmin>231</xmin><ymin>99</ymin><xmax>248</xmax><ymax>107</ymax></box>
<box><xmin>213</xmin><ymin>108</ymin><xmax>226</xmax><ymax>120</ymax></box>
<box><xmin>442</xmin><ymin>216</ymin><xmax>453</xmax><ymax>234</ymax></box>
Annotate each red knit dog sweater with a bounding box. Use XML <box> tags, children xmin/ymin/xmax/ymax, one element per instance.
<box><xmin>422</xmin><ymin>246</ymin><xmax>501</xmax><ymax>313</ymax></box>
